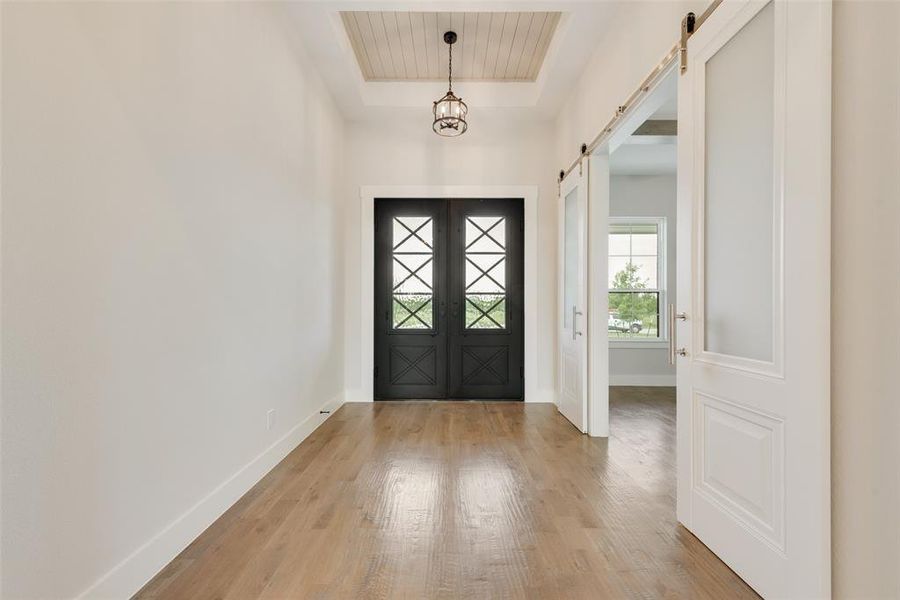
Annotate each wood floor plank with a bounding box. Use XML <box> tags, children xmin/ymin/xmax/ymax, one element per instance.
<box><xmin>134</xmin><ymin>388</ymin><xmax>759</xmax><ymax>599</ymax></box>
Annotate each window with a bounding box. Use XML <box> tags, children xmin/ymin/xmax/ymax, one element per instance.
<box><xmin>608</xmin><ymin>218</ymin><xmax>666</xmax><ymax>341</ymax></box>
<box><xmin>464</xmin><ymin>216</ymin><xmax>507</xmax><ymax>329</ymax></box>
<box><xmin>392</xmin><ymin>216</ymin><xmax>434</xmax><ymax>329</ymax></box>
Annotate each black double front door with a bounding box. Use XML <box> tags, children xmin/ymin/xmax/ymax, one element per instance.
<box><xmin>374</xmin><ymin>198</ymin><xmax>524</xmax><ymax>400</ymax></box>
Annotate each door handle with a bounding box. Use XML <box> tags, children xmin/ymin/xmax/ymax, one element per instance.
<box><xmin>572</xmin><ymin>306</ymin><xmax>583</xmax><ymax>340</ymax></box>
<box><xmin>668</xmin><ymin>304</ymin><xmax>687</xmax><ymax>364</ymax></box>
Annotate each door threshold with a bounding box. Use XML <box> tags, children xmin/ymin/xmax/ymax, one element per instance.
<box><xmin>373</xmin><ymin>398</ymin><xmax>524</xmax><ymax>402</ymax></box>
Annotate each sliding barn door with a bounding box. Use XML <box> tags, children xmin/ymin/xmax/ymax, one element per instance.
<box><xmin>557</xmin><ymin>166</ymin><xmax>588</xmax><ymax>432</ymax></box>
<box><xmin>676</xmin><ymin>1</ymin><xmax>831</xmax><ymax>597</ymax></box>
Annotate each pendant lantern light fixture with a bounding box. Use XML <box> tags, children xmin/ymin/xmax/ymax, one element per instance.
<box><xmin>432</xmin><ymin>31</ymin><xmax>468</xmax><ymax>137</ymax></box>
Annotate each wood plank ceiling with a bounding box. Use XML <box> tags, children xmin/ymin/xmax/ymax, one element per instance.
<box><xmin>340</xmin><ymin>12</ymin><xmax>562</xmax><ymax>82</ymax></box>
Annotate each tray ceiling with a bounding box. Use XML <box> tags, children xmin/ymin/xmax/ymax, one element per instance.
<box><xmin>340</xmin><ymin>11</ymin><xmax>562</xmax><ymax>82</ymax></box>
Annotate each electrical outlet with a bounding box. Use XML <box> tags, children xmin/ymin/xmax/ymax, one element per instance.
<box><xmin>266</xmin><ymin>409</ymin><xmax>276</xmax><ymax>431</ymax></box>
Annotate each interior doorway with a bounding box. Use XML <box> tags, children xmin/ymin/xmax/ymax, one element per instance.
<box><xmin>373</xmin><ymin>198</ymin><xmax>524</xmax><ymax>400</ymax></box>
<box><xmin>554</xmin><ymin>63</ymin><xmax>679</xmax><ymax>437</ymax></box>
<box><xmin>606</xmin><ymin>86</ymin><xmax>678</xmax><ymax>399</ymax></box>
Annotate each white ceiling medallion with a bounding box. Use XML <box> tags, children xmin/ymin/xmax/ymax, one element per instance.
<box><xmin>433</xmin><ymin>31</ymin><xmax>468</xmax><ymax>137</ymax></box>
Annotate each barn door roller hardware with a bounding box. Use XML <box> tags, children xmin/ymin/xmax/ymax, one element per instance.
<box><xmin>680</xmin><ymin>12</ymin><xmax>696</xmax><ymax>73</ymax></box>
<box><xmin>556</xmin><ymin>40</ymin><xmax>678</xmax><ymax>185</ymax></box>
<box><xmin>556</xmin><ymin>0</ymin><xmax>722</xmax><ymax>185</ymax></box>
<box><xmin>680</xmin><ymin>0</ymin><xmax>724</xmax><ymax>74</ymax></box>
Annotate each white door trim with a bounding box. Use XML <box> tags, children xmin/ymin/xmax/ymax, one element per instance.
<box><xmin>583</xmin><ymin>57</ymin><xmax>679</xmax><ymax>438</ymax></box>
<box><xmin>586</xmin><ymin>155</ymin><xmax>609</xmax><ymax>437</ymax></box>
<box><xmin>356</xmin><ymin>185</ymin><xmax>540</xmax><ymax>403</ymax></box>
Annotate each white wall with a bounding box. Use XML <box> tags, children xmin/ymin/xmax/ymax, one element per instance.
<box><xmin>1</xmin><ymin>3</ymin><xmax>346</xmax><ymax>598</ymax></box>
<box><xmin>342</xmin><ymin>112</ymin><xmax>558</xmax><ymax>401</ymax></box>
<box><xmin>609</xmin><ymin>174</ymin><xmax>676</xmax><ymax>385</ymax></box>
<box><xmin>555</xmin><ymin>0</ymin><xmax>706</xmax><ymax>166</ymax></box>
<box><xmin>553</xmin><ymin>0</ymin><xmax>702</xmax><ymax>395</ymax></box>
<box><xmin>831</xmin><ymin>2</ymin><xmax>900</xmax><ymax>597</ymax></box>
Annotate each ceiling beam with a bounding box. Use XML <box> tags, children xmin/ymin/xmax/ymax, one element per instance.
<box><xmin>633</xmin><ymin>119</ymin><xmax>677</xmax><ymax>136</ymax></box>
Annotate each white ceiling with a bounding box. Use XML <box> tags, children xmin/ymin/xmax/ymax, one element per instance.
<box><xmin>610</xmin><ymin>141</ymin><xmax>677</xmax><ymax>176</ymax></box>
<box><xmin>340</xmin><ymin>11</ymin><xmax>561</xmax><ymax>82</ymax></box>
<box><xmin>283</xmin><ymin>2</ymin><xmax>621</xmax><ymax>119</ymax></box>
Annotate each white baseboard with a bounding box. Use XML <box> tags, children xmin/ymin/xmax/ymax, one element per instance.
<box><xmin>609</xmin><ymin>375</ymin><xmax>676</xmax><ymax>387</ymax></box>
<box><xmin>526</xmin><ymin>388</ymin><xmax>557</xmax><ymax>404</ymax></box>
<box><xmin>343</xmin><ymin>389</ymin><xmax>556</xmax><ymax>404</ymax></box>
<box><xmin>342</xmin><ymin>388</ymin><xmax>370</xmax><ymax>403</ymax></box>
<box><xmin>76</xmin><ymin>393</ymin><xmax>344</xmax><ymax>600</ymax></box>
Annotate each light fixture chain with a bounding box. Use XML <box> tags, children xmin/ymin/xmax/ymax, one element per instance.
<box><xmin>448</xmin><ymin>39</ymin><xmax>453</xmax><ymax>91</ymax></box>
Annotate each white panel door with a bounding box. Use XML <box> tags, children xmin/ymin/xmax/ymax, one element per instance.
<box><xmin>676</xmin><ymin>1</ymin><xmax>831</xmax><ymax>597</ymax></box>
<box><xmin>558</xmin><ymin>165</ymin><xmax>588</xmax><ymax>432</ymax></box>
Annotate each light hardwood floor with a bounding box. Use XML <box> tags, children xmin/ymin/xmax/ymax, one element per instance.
<box><xmin>135</xmin><ymin>387</ymin><xmax>759</xmax><ymax>599</ymax></box>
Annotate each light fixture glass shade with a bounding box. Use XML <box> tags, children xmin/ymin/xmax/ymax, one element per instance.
<box><xmin>432</xmin><ymin>90</ymin><xmax>468</xmax><ymax>137</ymax></box>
